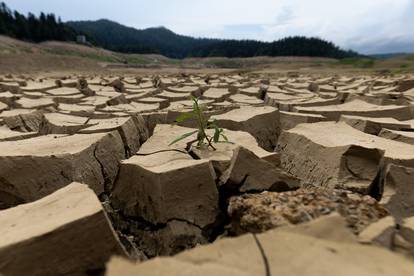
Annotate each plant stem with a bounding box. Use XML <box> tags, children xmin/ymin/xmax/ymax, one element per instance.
<box><xmin>194</xmin><ymin>98</ymin><xmax>216</xmax><ymax>150</ymax></box>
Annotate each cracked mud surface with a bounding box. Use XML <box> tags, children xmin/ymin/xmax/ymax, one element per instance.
<box><xmin>0</xmin><ymin>73</ymin><xmax>414</xmax><ymax>275</ymax></box>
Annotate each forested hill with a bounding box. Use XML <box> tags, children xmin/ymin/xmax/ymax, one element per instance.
<box><xmin>0</xmin><ymin>2</ymin><xmax>79</xmax><ymax>42</ymax></box>
<box><xmin>0</xmin><ymin>1</ymin><xmax>359</xmax><ymax>59</ymax></box>
<box><xmin>68</xmin><ymin>19</ymin><xmax>358</xmax><ymax>59</ymax></box>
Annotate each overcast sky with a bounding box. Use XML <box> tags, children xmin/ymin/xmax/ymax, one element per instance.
<box><xmin>4</xmin><ymin>0</ymin><xmax>414</xmax><ymax>54</ymax></box>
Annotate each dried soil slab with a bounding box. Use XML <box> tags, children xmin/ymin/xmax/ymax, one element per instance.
<box><xmin>55</xmin><ymin>79</ymin><xmax>78</xmax><ymax>88</ymax></box>
<box><xmin>95</xmin><ymin>90</ymin><xmax>122</xmax><ymax>98</ymax></box>
<box><xmin>379</xmin><ymin>128</ymin><xmax>414</xmax><ymax>145</ymax></box>
<box><xmin>211</xmin><ymin>100</ymin><xmax>238</xmax><ymax>110</ymax></box>
<box><xmin>380</xmin><ymin>165</ymin><xmax>414</xmax><ymax>220</ymax></box>
<box><xmin>0</xmin><ymin>102</ymin><xmax>7</xmax><ymax>112</ymax></box>
<box><xmin>294</xmin><ymin>99</ymin><xmax>412</xmax><ymax>121</ymax></box>
<box><xmin>106</xmin><ymin>78</ymin><xmax>126</xmax><ymax>92</ymax></box>
<box><xmin>39</xmin><ymin>112</ymin><xmax>91</xmax><ymax>134</ymax></box>
<box><xmin>404</xmin><ymin>119</ymin><xmax>414</xmax><ymax>128</ymax></box>
<box><xmin>140</xmin><ymin>112</ymin><xmax>167</xmax><ymax>135</ymax></box>
<box><xmin>284</xmin><ymin>86</ymin><xmax>315</xmax><ymax>94</ymax></box>
<box><xmin>132</xmin><ymin>124</ymin><xmax>192</xmax><ymax>153</ymax></box>
<box><xmin>106</xmin><ymin>233</ymin><xmax>265</xmax><ymax>276</ymax></box>
<box><xmin>45</xmin><ymin>87</ymin><xmax>80</xmax><ymax>96</ymax></box>
<box><xmin>134</xmin><ymin>97</ymin><xmax>169</xmax><ymax>109</ymax></box>
<box><xmin>99</xmin><ymin>102</ymin><xmax>159</xmax><ymax>114</ymax></box>
<box><xmin>45</xmin><ymin>93</ymin><xmax>85</xmax><ymax>104</ymax></box>
<box><xmin>166</xmin><ymin>99</ymin><xmax>214</xmax><ymax>112</ymax></box>
<box><xmin>202</xmin><ymin>88</ymin><xmax>230</xmax><ymax>101</ymax></box>
<box><xmin>357</xmin><ymin>216</ymin><xmax>396</xmax><ymax>249</ymax></box>
<box><xmin>80</xmin><ymin>95</ymin><xmax>110</xmax><ymax>108</ymax></box>
<box><xmin>158</xmin><ymin>91</ymin><xmax>191</xmax><ymax>101</ymax></box>
<box><xmin>0</xmin><ymin>82</ymin><xmax>20</xmax><ymax>93</ymax></box>
<box><xmin>277</xmin><ymin>122</ymin><xmax>414</xmax><ymax>191</ymax></box>
<box><xmin>219</xmin><ymin>146</ymin><xmax>299</xmax><ymax>193</ymax></box>
<box><xmin>167</xmin><ymin>86</ymin><xmax>201</xmax><ymax>95</ymax></box>
<box><xmin>278</xmin><ymin>97</ymin><xmax>340</xmax><ymax>112</ymax></box>
<box><xmin>346</xmin><ymin>93</ymin><xmax>407</xmax><ymax>106</ymax></box>
<box><xmin>255</xmin><ymin>230</ymin><xmax>414</xmax><ymax>276</ymax></box>
<box><xmin>15</xmin><ymin>97</ymin><xmax>57</xmax><ymax>109</ymax></box>
<box><xmin>0</xmin><ymin>132</ymin><xmax>124</xmax><ymax>208</ymax></box>
<box><xmin>21</xmin><ymin>91</ymin><xmax>45</xmax><ymax>98</ymax></box>
<box><xmin>106</xmin><ymin>94</ymin><xmax>128</xmax><ymax>106</ymax></box>
<box><xmin>280</xmin><ymin>111</ymin><xmax>327</xmax><ymax>131</ymax></box>
<box><xmin>397</xmin><ymin>217</ymin><xmax>414</xmax><ymax>257</ymax></box>
<box><xmin>340</xmin><ymin>115</ymin><xmax>412</xmax><ymax>135</ymax></box>
<box><xmin>80</xmin><ymin>116</ymin><xmax>145</xmax><ymax>156</ymax></box>
<box><xmin>229</xmin><ymin>94</ymin><xmax>263</xmax><ymax>105</ymax></box>
<box><xmin>238</xmin><ymin>86</ymin><xmax>264</xmax><ymax>97</ymax></box>
<box><xmin>21</xmin><ymin>81</ymin><xmax>57</xmax><ymax>92</ymax></box>
<box><xmin>403</xmin><ymin>88</ymin><xmax>414</xmax><ymax>101</ymax></box>
<box><xmin>0</xmin><ymin>92</ymin><xmax>16</xmax><ymax>106</ymax></box>
<box><xmin>266</xmin><ymin>85</ymin><xmax>286</xmax><ymax>93</ymax></box>
<box><xmin>264</xmin><ymin>91</ymin><xmax>314</xmax><ymax>107</ymax></box>
<box><xmin>212</xmin><ymin>106</ymin><xmax>279</xmax><ymax>151</ymax></box>
<box><xmin>111</xmin><ymin>151</ymin><xmax>219</xmax><ymax>228</ymax></box>
<box><xmin>0</xmin><ymin>126</ymin><xmax>37</xmax><ymax>142</ymax></box>
<box><xmin>125</xmin><ymin>92</ymin><xmax>151</xmax><ymax>101</ymax></box>
<box><xmin>396</xmin><ymin>79</ymin><xmax>414</xmax><ymax>92</ymax></box>
<box><xmin>0</xmin><ymin>183</ymin><xmax>125</xmax><ymax>276</ymax></box>
<box><xmin>1</xmin><ymin>109</ymin><xmax>44</xmax><ymax>132</ymax></box>
<box><xmin>282</xmin><ymin>213</ymin><xmax>357</xmax><ymax>243</ymax></box>
<box><xmin>106</xmin><ymin>228</ymin><xmax>414</xmax><ymax>276</ymax></box>
<box><xmin>57</xmin><ymin>103</ymin><xmax>96</xmax><ymax>116</ymax></box>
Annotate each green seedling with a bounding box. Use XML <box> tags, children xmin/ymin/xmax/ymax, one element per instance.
<box><xmin>169</xmin><ymin>96</ymin><xmax>231</xmax><ymax>150</ymax></box>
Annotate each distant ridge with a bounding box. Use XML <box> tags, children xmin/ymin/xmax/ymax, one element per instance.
<box><xmin>66</xmin><ymin>19</ymin><xmax>358</xmax><ymax>59</ymax></box>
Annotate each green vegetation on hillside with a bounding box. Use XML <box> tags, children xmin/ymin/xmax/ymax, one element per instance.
<box><xmin>338</xmin><ymin>57</ymin><xmax>376</xmax><ymax>68</ymax></box>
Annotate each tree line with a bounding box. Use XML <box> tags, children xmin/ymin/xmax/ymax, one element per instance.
<box><xmin>68</xmin><ymin>20</ymin><xmax>359</xmax><ymax>59</ymax></box>
<box><xmin>191</xmin><ymin>37</ymin><xmax>358</xmax><ymax>58</ymax></box>
<box><xmin>0</xmin><ymin>2</ymin><xmax>78</xmax><ymax>42</ymax></box>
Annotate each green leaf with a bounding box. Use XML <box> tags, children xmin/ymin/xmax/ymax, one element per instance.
<box><xmin>213</xmin><ymin>127</ymin><xmax>220</xmax><ymax>143</ymax></box>
<box><xmin>169</xmin><ymin>130</ymin><xmax>198</xmax><ymax>146</ymax></box>
<box><xmin>175</xmin><ymin>112</ymin><xmax>194</xmax><ymax>123</ymax></box>
<box><xmin>220</xmin><ymin>133</ymin><xmax>229</xmax><ymax>142</ymax></box>
<box><xmin>193</xmin><ymin>102</ymin><xmax>199</xmax><ymax>113</ymax></box>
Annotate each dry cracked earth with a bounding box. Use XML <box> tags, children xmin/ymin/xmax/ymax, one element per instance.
<box><xmin>0</xmin><ymin>73</ymin><xmax>414</xmax><ymax>275</ymax></box>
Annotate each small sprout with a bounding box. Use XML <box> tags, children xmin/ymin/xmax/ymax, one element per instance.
<box><xmin>170</xmin><ymin>96</ymin><xmax>232</xmax><ymax>150</ymax></box>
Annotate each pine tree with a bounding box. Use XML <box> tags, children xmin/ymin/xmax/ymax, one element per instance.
<box><xmin>0</xmin><ymin>2</ymin><xmax>78</xmax><ymax>42</ymax></box>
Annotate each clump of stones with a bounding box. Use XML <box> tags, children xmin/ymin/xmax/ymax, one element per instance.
<box><xmin>0</xmin><ymin>73</ymin><xmax>414</xmax><ymax>275</ymax></box>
